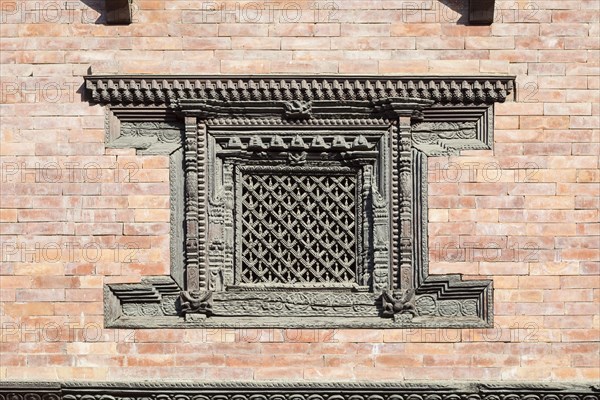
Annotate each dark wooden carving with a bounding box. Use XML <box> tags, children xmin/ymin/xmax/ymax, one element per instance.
<box><xmin>469</xmin><ymin>0</ymin><xmax>496</xmax><ymax>25</ymax></box>
<box><xmin>105</xmin><ymin>0</ymin><xmax>132</xmax><ymax>25</ymax></box>
<box><xmin>85</xmin><ymin>75</ymin><xmax>514</xmax><ymax>328</ymax></box>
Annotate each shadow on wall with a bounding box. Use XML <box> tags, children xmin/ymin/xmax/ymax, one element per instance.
<box><xmin>440</xmin><ymin>0</ymin><xmax>469</xmax><ymax>24</ymax></box>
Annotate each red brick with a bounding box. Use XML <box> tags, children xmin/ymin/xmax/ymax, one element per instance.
<box><xmin>520</xmin><ymin>116</ymin><xmax>570</xmax><ymax>130</ymax></box>
<box><xmin>580</xmin><ymin>262</ymin><xmax>600</xmax><ymax>275</ymax></box>
<box><xmin>391</xmin><ymin>23</ymin><xmax>441</xmax><ymax>36</ymax></box>
<box><xmin>492</xmin><ymin>24</ymin><xmax>539</xmax><ymax>37</ymax></box>
<box><xmin>519</xmin><ymin>276</ymin><xmax>561</xmax><ymax>289</ymax></box>
<box><xmin>303</xmin><ymin>367</ymin><xmax>355</xmax><ymax>380</ymax></box>
<box><xmin>4</xmin><ymin>302</ymin><xmax>54</xmax><ymax>316</ymax></box>
<box><xmin>341</xmin><ymin>24</ymin><xmax>390</xmax><ymax>37</ymax></box>
<box><xmin>0</xmin><ymin>209</ymin><xmax>17</xmax><ymax>222</ymax></box>
<box><xmin>379</xmin><ymin>60</ymin><xmax>429</xmax><ymax>74</ymax></box>
<box><xmin>561</xmin><ymin>329</ymin><xmax>600</xmax><ymax>342</ymax></box>
<box><xmin>565</xmin><ymin>302</ymin><xmax>600</xmax><ymax>316</ymax></box>
<box><xmin>374</xmin><ymin>354</ymin><xmax>422</xmax><ymax>367</ymax></box>
<box><xmin>540</xmin><ymin>24</ymin><xmax>590</xmax><ymax>36</ymax></box>
<box><xmin>254</xmin><ymin>367</ymin><xmax>304</xmax><ymax>380</ymax></box>
<box><xmin>561</xmin><ymin>276</ymin><xmax>600</xmax><ymax>289</ymax></box>
<box><xmin>331</xmin><ymin>37</ymin><xmax>380</xmax><ymax>50</ymax></box>
<box><xmin>552</xmin><ymin>10</ymin><xmax>599</xmax><ymax>23</ymax></box>
<box><xmin>218</xmin><ymin>24</ymin><xmax>268</xmax><ymax>37</ymax></box>
<box><xmin>416</xmin><ymin>37</ymin><xmax>464</xmax><ymax>50</ymax></box>
<box><xmin>15</xmin><ymin>288</ymin><xmax>65</xmax><ymax>302</ymax></box>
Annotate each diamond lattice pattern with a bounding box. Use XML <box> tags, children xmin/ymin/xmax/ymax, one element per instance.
<box><xmin>240</xmin><ymin>171</ymin><xmax>358</xmax><ymax>285</ymax></box>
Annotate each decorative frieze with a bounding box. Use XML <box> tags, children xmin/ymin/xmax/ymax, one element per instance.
<box><xmin>0</xmin><ymin>381</ymin><xmax>597</xmax><ymax>399</ymax></box>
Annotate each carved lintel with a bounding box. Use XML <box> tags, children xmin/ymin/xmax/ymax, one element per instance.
<box><xmin>381</xmin><ymin>289</ymin><xmax>417</xmax><ymax>319</ymax></box>
<box><xmin>180</xmin><ymin>290</ymin><xmax>213</xmax><ymax>316</ymax></box>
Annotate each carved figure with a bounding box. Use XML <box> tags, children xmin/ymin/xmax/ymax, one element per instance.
<box><xmin>179</xmin><ymin>290</ymin><xmax>213</xmax><ymax>315</ymax></box>
<box><xmin>381</xmin><ymin>289</ymin><xmax>417</xmax><ymax>317</ymax></box>
<box><xmin>284</xmin><ymin>100</ymin><xmax>312</xmax><ymax>119</ymax></box>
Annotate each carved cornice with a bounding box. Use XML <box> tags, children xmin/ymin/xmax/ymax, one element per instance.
<box><xmin>0</xmin><ymin>381</ymin><xmax>597</xmax><ymax>399</ymax></box>
<box><xmin>84</xmin><ymin>75</ymin><xmax>514</xmax><ymax>106</ymax></box>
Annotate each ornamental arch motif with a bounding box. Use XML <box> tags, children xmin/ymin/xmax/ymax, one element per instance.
<box><xmin>84</xmin><ymin>75</ymin><xmax>514</xmax><ymax>328</ymax></box>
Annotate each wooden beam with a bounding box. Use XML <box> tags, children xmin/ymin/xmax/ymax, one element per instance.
<box><xmin>106</xmin><ymin>0</ymin><xmax>132</xmax><ymax>25</ymax></box>
<box><xmin>469</xmin><ymin>0</ymin><xmax>495</xmax><ymax>25</ymax></box>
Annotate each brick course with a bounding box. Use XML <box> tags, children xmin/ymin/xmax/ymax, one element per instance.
<box><xmin>0</xmin><ymin>0</ymin><xmax>598</xmax><ymax>383</ymax></box>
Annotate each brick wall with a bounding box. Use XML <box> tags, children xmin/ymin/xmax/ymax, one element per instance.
<box><xmin>0</xmin><ymin>0</ymin><xmax>598</xmax><ymax>382</ymax></box>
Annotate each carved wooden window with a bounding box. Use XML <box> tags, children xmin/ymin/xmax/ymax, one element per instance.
<box><xmin>238</xmin><ymin>167</ymin><xmax>359</xmax><ymax>287</ymax></box>
<box><xmin>86</xmin><ymin>76</ymin><xmax>514</xmax><ymax>328</ymax></box>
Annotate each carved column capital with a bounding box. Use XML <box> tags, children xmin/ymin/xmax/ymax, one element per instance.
<box><xmin>371</xmin><ymin>97</ymin><xmax>434</xmax><ymax>121</ymax></box>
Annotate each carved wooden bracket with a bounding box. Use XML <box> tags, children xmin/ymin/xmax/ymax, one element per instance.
<box><xmin>85</xmin><ymin>75</ymin><xmax>514</xmax><ymax>328</ymax></box>
<box><xmin>469</xmin><ymin>0</ymin><xmax>496</xmax><ymax>25</ymax></box>
<box><xmin>106</xmin><ymin>0</ymin><xmax>132</xmax><ymax>25</ymax></box>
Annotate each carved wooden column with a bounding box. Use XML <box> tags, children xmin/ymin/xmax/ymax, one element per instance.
<box><xmin>183</xmin><ymin>116</ymin><xmax>200</xmax><ymax>291</ymax></box>
<box><xmin>179</xmin><ymin>116</ymin><xmax>212</xmax><ymax>318</ymax></box>
<box><xmin>397</xmin><ymin>113</ymin><xmax>413</xmax><ymax>292</ymax></box>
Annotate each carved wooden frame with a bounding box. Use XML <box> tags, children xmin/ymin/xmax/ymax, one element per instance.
<box><xmin>85</xmin><ymin>75</ymin><xmax>514</xmax><ymax>328</ymax></box>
